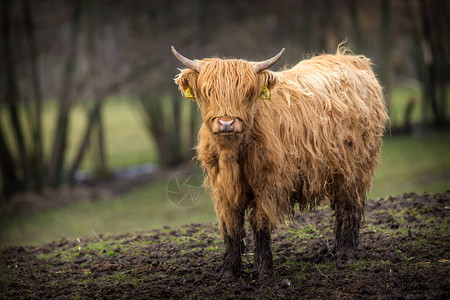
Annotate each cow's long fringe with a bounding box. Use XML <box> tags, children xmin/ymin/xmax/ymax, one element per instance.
<box><xmin>175</xmin><ymin>48</ymin><xmax>388</xmax><ymax>236</ymax></box>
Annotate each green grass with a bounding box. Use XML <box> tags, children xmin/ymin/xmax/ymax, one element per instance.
<box><xmin>370</xmin><ymin>131</ymin><xmax>450</xmax><ymax>198</ymax></box>
<box><xmin>0</xmin><ymin>178</ymin><xmax>216</xmax><ymax>247</ymax></box>
<box><xmin>100</xmin><ymin>98</ymin><xmax>158</xmax><ymax>169</ymax></box>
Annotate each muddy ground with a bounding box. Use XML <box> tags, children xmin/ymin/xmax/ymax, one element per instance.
<box><xmin>1</xmin><ymin>191</ymin><xmax>449</xmax><ymax>299</ymax></box>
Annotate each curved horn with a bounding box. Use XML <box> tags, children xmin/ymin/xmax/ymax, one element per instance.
<box><xmin>253</xmin><ymin>48</ymin><xmax>285</xmax><ymax>73</ymax></box>
<box><xmin>171</xmin><ymin>46</ymin><xmax>201</xmax><ymax>73</ymax></box>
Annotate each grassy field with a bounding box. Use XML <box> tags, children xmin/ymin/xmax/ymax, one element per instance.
<box><xmin>0</xmin><ymin>176</ymin><xmax>216</xmax><ymax>247</ymax></box>
<box><xmin>0</xmin><ymin>87</ymin><xmax>449</xmax><ymax>247</ymax></box>
<box><xmin>371</xmin><ymin>132</ymin><xmax>450</xmax><ymax>198</ymax></box>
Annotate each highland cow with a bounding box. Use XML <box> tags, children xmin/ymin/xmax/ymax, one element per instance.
<box><xmin>172</xmin><ymin>45</ymin><xmax>388</xmax><ymax>281</ymax></box>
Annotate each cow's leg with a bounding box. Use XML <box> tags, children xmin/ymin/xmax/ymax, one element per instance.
<box><xmin>252</xmin><ymin>223</ymin><xmax>273</xmax><ymax>279</ymax></box>
<box><xmin>250</xmin><ymin>204</ymin><xmax>273</xmax><ymax>279</ymax></box>
<box><xmin>219</xmin><ymin>210</ymin><xmax>245</xmax><ymax>281</ymax></box>
<box><xmin>332</xmin><ymin>200</ymin><xmax>363</xmax><ymax>263</ymax></box>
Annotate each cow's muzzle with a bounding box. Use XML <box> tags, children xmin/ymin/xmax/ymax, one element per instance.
<box><xmin>218</xmin><ymin>118</ymin><xmax>235</xmax><ymax>132</ymax></box>
<box><xmin>212</xmin><ymin>117</ymin><xmax>243</xmax><ymax>134</ymax></box>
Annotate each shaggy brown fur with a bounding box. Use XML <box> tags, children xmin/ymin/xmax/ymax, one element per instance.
<box><xmin>173</xmin><ymin>46</ymin><xmax>388</xmax><ymax>280</ymax></box>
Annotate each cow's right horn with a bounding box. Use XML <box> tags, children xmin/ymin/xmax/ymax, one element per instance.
<box><xmin>253</xmin><ymin>48</ymin><xmax>285</xmax><ymax>74</ymax></box>
<box><xmin>171</xmin><ymin>46</ymin><xmax>202</xmax><ymax>73</ymax></box>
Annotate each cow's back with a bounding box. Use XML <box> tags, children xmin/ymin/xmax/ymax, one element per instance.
<box><xmin>261</xmin><ymin>52</ymin><xmax>388</xmax><ymax>199</ymax></box>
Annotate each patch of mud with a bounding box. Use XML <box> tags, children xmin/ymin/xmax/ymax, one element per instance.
<box><xmin>1</xmin><ymin>192</ymin><xmax>449</xmax><ymax>299</ymax></box>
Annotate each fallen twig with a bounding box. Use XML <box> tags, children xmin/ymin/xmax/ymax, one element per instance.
<box><xmin>92</xmin><ymin>230</ymin><xmax>102</xmax><ymax>242</ymax></box>
<box><xmin>315</xmin><ymin>264</ymin><xmax>329</xmax><ymax>279</ymax></box>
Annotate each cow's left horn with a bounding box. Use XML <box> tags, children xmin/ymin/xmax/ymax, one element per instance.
<box><xmin>171</xmin><ymin>46</ymin><xmax>202</xmax><ymax>73</ymax></box>
<box><xmin>253</xmin><ymin>48</ymin><xmax>285</xmax><ymax>74</ymax></box>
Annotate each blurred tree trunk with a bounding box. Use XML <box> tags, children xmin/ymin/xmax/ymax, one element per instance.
<box><xmin>1</xmin><ymin>0</ymin><xmax>32</xmax><ymax>190</ymax></box>
<box><xmin>139</xmin><ymin>94</ymin><xmax>172</xmax><ymax>168</ymax></box>
<box><xmin>91</xmin><ymin>105</ymin><xmax>108</xmax><ymax>179</ymax></box>
<box><xmin>67</xmin><ymin>59</ymin><xmax>158</xmax><ymax>183</ymax></box>
<box><xmin>0</xmin><ymin>123</ymin><xmax>22</xmax><ymax>197</ymax></box>
<box><xmin>418</xmin><ymin>0</ymin><xmax>447</xmax><ymax>128</ymax></box>
<box><xmin>66</xmin><ymin>100</ymin><xmax>109</xmax><ymax>183</ymax></box>
<box><xmin>22</xmin><ymin>0</ymin><xmax>44</xmax><ymax>190</ymax></box>
<box><xmin>170</xmin><ymin>92</ymin><xmax>183</xmax><ymax>165</ymax></box>
<box><xmin>406</xmin><ymin>0</ymin><xmax>428</xmax><ymax>125</ymax></box>
<box><xmin>348</xmin><ymin>0</ymin><xmax>364</xmax><ymax>53</ymax></box>
<box><xmin>317</xmin><ymin>0</ymin><xmax>336</xmax><ymax>52</ymax></box>
<box><xmin>85</xmin><ymin>0</ymin><xmax>109</xmax><ymax>181</ymax></box>
<box><xmin>198</xmin><ymin>0</ymin><xmax>216</xmax><ymax>45</ymax></box>
<box><xmin>67</xmin><ymin>100</ymin><xmax>102</xmax><ymax>184</ymax></box>
<box><xmin>139</xmin><ymin>90</ymin><xmax>193</xmax><ymax>168</ymax></box>
<box><xmin>48</xmin><ymin>0</ymin><xmax>83</xmax><ymax>186</ymax></box>
<box><xmin>299</xmin><ymin>0</ymin><xmax>312</xmax><ymax>52</ymax></box>
<box><xmin>189</xmin><ymin>100</ymin><xmax>199</xmax><ymax>156</ymax></box>
<box><xmin>403</xmin><ymin>97</ymin><xmax>416</xmax><ymax>133</ymax></box>
<box><xmin>380</xmin><ymin>0</ymin><xmax>392</xmax><ymax>111</ymax></box>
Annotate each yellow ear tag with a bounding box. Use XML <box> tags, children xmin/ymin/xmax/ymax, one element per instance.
<box><xmin>259</xmin><ymin>86</ymin><xmax>271</xmax><ymax>100</ymax></box>
<box><xmin>184</xmin><ymin>87</ymin><xmax>195</xmax><ymax>99</ymax></box>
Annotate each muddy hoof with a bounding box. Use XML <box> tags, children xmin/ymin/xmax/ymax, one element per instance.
<box><xmin>258</xmin><ymin>271</ymin><xmax>272</xmax><ymax>280</ymax></box>
<box><xmin>334</xmin><ymin>249</ymin><xmax>355</xmax><ymax>265</ymax></box>
<box><xmin>250</xmin><ymin>270</ymin><xmax>272</xmax><ymax>280</ymax></box>
<box><xmin>252</xmin><ymin>264</ymin><xmax>273</xmax><ymax>280</ymax></box>
<box><xmin>219</xmin><ymin>268</ymin><xmax>239</xmax><ymax>282</ymax></box>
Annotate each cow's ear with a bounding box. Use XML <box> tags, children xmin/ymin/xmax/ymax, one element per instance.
<box><xmin>174</xmin><ymin>69</ymin><xmax>199</xmax><ymax>100</ymax></box>
<box><xmin>257</xmin><ymin>70</ymin><xmax>280</xmax><ymax>100</ymax></box>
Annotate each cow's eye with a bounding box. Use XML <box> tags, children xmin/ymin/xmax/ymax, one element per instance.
<box><xmin>204</xmin><ymin>87</ymin><xmax>215</xmax><ymax>99</ymax></box>
<box><xmin>245</xmin><ymin>90</ymin><xmax>256</xmax><ymax>101</ymax></box>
